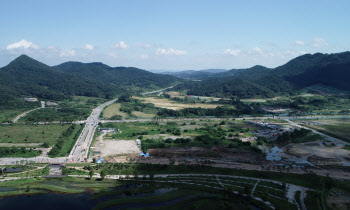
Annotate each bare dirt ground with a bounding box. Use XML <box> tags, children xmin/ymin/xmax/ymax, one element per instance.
<box><xmin>283</xmin><ymin>140</ymin><xmax>350</xmax><ymax>165</ymax></box>
<box><xmin>95</xmin><ymin>140</ymin><xmax>141</xmax><ymax>157</ymax></box>
<box><xmin>133</xmin><ymin>96</ymin><xmax>225</xmax><ymax>110</ymax></box>
<box><xmin>92</xmin><ymin>132</ymin><xmax>141</xmax><ymax>159</ymax></box>
<box><xmin>142</xmin><ymin>146</ymin><xmax>266</xmax><ymax>165</ymax></box>
<box><xmin>327</xmin><ymin>192</ymin><xmax>350</xmax><ymax>210</ymax></box>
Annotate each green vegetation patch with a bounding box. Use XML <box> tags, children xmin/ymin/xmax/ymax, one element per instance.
<box><xmin>0</xmin><ymin>147</ymin><xmax>41</xmax><ymax>158</ymax></box>
<box><xmin>20</xmin><ymin>108</ymin><xmax>89</xmax><ymax>122</ymax></box>
<box><xmin>0</xmin><ymin>124</ymin><xmax>73</xmax><ymax>145</ymax></box>
<box><xmin>48</xmin><ymin>124</ymin><xmax>84</xmax><ymax>157</ymax></box>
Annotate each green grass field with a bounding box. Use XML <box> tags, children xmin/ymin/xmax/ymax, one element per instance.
<box><xmin>0</xmin><ymin>124</ymin><xmax>73</xmax><ymax>145</ymax></box>
<box><xmin>0</xmin><ymin>109</ymin><xmax>34</xmax><ymax>122</ymax></box>
<box><xmin>296</xmin><ymin>119</ymin><xmax>350</xmax><ymax>142</ymax></box>
<box><xmin>102</xmin><ymin>103</ymin><xmax>128</xmax><ymax>118</ymax></box>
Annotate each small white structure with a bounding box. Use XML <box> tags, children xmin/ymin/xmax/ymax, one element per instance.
<box><xmin>46</xmin><ymin>102</ymin><xmax>58</xmax><ymax>106</ymax></box>
<box><xmin>23</xmin><ymin>98</ymin><xmax>38</xmax><ymax>102</ymax></box>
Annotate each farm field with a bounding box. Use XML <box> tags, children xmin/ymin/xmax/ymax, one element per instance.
<box><xmin>295</xmin><ymin>118</ymin><xmax>350</xmax><ymax>142</ymax></box>
<box><xmin>133</xmin><ymin>96</ymin><xmax>226</xmax><ymax>110</ymax></box>
<box><xmin>0</xmin><ymin>124</ymin><xmax>73</xmax><ymax>145</ymax></box>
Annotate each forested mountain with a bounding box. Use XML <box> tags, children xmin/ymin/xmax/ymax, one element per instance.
<box><xmin>172</xmin><ymin>78</ymin><xmax>275</xmax><ymax>98</ymax></box>
<box><xmin>54</xmin><ymin>62</ymin><xmax>180</xmax><ymax>88</ymax></box>
<box><xmin>219</xmin><ymin>65</ymin><xmax>272</xmax><ymax>80</ymax></box>
<box><xmin>172</xmin><ymin>52</ymin><xmax>350</xmax><ymax>98</ymax></box>
<box><xmin>0</xmin><ymin>55</ymin><xmax>180</xmax><ymax>105</ymax></box>
<box><xmin>0</xmin><ymin>55</ymin><xmax>115</xmax><ymax>102</ymax></box>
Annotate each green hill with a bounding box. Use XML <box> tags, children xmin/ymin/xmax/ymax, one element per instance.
<box><xmin>54</xmin><ymin>61</ymin><xmax>181</xmax><ymax>89</ymax></box>
<box><xmin>0</xmin><ymin>55</ymin><xmax>115</xmax><ymax>101</ymax></box>
<box><xmin>172</xmin><ymin>51</ymin><xmax>350</xmax><ymax>98</ymax></box>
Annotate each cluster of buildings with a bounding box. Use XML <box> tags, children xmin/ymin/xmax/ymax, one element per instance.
<box><xmin>246</xmin><ymin>121</ymin><xmax>283</xmax><ymax>129</ymax></box>
<box><xmin>23</xmin><ymin>98</ymin><xmax>58</xmax><ymax>107</ymax></box>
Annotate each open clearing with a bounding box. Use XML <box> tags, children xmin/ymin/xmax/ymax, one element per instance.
<box><xmin>0</xmin><ymin>124</ymin><xmax>72</xmax><ymax>145</ymax></box>
<box><xmin>102</xmin><ymin>103</ymin><xmax>128</xmax><ymax>118</ymax></box>
<box><xmin>284</xmin><ymin>140</ymin><xmax>350</xmax><ymax>165</ymax></box>
<box><xmin>93</xmin><ymin>140</ymin><xmax>141</xmax><ymax>157</ymax></box>
<box><xmin>131</xmin><ymin>111</ymin><xmax>155</xmax><ymax>118</ymax></box>
<box><xmin>133</xmin><ymin>96</ymin><xmax>225</xmax><ymax>110</ymax></box>
<box><xmin>0</xmin><ymin>109</ymin><xmax>36</xmax><ymax>122</ymax></box>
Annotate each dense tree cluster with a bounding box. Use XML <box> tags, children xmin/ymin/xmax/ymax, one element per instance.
<box><xmin>0</xmin><ymin>147</ymin><xmax>40</xmax><ymax>157</ymax></box>
<box><xmin>48</xmin><ymin>124</ymin><xmax>81</xmax><ymax>157</ymax></box>
<box><xmin>276</xmin><ymin>128</ymin><xmax>311</xmax><ymax>145</ymax></box>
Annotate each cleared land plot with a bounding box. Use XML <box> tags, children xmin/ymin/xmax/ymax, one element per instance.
<box><xmin>102</xmin><ymin>103</ymin><xmax>128</xmax><ymax>118</ymax></box>
<box><xmin>296</xmin><ymin>118</ymin><xmax>350</xmax><ymax>142</ymax></box>
<box><xmin>0</xmin><ymin>124</ymin><xmax>72</xmax><ymax>145</ymax></box>
<box><xmin>133</xmin><ymin>96</ymin><xmax>225</xmax><ymax>110</ymax></box>
<box><xmin>131</xmin><ymin>111</ymin><xmax>155</xmax><ymax>118</ymax></box>
<box><xmin>93</xmin><ymin>140</ymin><xmax>141</xmax><ymax>157</ymax></box>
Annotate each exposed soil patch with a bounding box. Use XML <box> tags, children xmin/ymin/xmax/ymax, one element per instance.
<box><xmin>307</xmin><ymin>155</ymin><xmax>341</xmax><ymax>165</ymax></box>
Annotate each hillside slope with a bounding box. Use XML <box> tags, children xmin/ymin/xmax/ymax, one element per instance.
<box><xmin>172</xmin><ymin>52</ymin><xmax>350</xmax><ymax>98</ymax></box>
<box><xmin>0</xmin><ymin>55</ymin><xmax>114</xmax><ymax>101</ymax></box>
<box><xmin>54</xmin><ymin>62</ymin><xmax>180</xmax><ymax>88</ymax></box>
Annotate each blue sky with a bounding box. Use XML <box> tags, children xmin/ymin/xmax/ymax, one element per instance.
<box><xmin>0</xmin><ymin>0</ymin><xmax>349</xmax><ymax>71</ymax></box>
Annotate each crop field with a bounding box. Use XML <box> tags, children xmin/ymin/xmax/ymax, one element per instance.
<box><xmin>0</xmin><ymin>124</ymin><xmax>73</xmax><ymax>145</ymax></box>
<box><xmin>295</xmin><ymin>118</ymin><xmax>350</xmax><ymax>142</ymax></box>
<box><xmin>133</xmin><ymin>96</ymin><xmax>226</xmax><ymax>110</ymax></box>
<box><xmin>102</xmin><ymin>103</ymin><xmax>128</xmax><ymax>118</ymax></box>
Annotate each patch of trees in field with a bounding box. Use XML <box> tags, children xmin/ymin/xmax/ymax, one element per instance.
<box><xmin>48</xmin><ymin>124</ymin><xmax>83</xmax><ymax>157</ymax></box>
<box><xmin>22</xmin><ymin>108</ymin><xmax>89</xmax><ymax>122</ymax></box>
<box><xmin>0</xmin><ymin>147</ymin><xmax>41</xmax><ymax>158</ymax></box>
<box><xmin>276</xmin><ymin>128</ymin><xmax>311</xmax><ymax>145</ymax></box>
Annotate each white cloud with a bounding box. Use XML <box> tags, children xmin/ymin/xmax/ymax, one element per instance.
<box><xmin>223</xmin><ymin>49</ymin><xmax>240</xmax><ymax>56</ymax></box>
<box><xmin>249</xmin><ymin>47</ymin><xmax>263</xmax><ymax>55</ymax></box>
<box><xmin>140</xmin><ymin>54</ymin><xmax>149</xmax><ymax>59</ymax></box>
<box><xmin>112</xmin><ymin>41</ymin><xmax>129</xmax><ymax>49</ymax></box>
<box><xmin>84</xmin><ymin>44</ymin><xmax>94</xmax><ymax>50</ymax></box>
<box><xmin>6</xmin><ymin>39</ymin><xmax>39</xmax><ymax>50</ymax></box>
<box><xmin>59</xmin><ymin>49</ymin><xmax>76</xmax><ymax>57</ymax></box>
<box><xmin>312</xmin><ymin>38</ymin><xmax>328</xmax><ymax>47</ymax></box>
<box><xmin>295</xmin><ymin>40</ymin><xmax>305</xmax><ymax>46</ymax></box>
<box><xmin>155</xmin><ymin>48</ymin><xmax>187</xmax><ymax>56</ymax></box>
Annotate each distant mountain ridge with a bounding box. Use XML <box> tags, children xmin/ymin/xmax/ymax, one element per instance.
<box><xmin>160</xmin><ymin>69</ymin><xmax>227</xmax><ymax>79</ymax></box>
<box><xmin>172</xmin><ymin>51</ymin><xmax>350</xmax><ymax>98</ymax></box>
<box><xmin>54</xmin><ymin>61</ymin><xmax>180</xmax><ymax>88</ymax></box>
